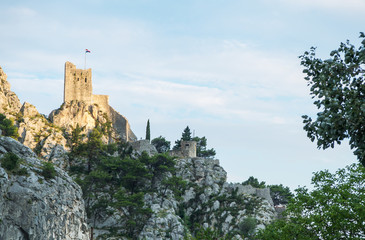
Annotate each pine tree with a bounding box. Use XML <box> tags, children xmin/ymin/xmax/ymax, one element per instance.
<box><xmin>146</xmin><ymin>119</ymin><xmax>150</xmax><ymax>142</ymax></box>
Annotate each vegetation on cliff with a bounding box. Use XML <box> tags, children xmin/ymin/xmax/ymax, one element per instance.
<box><xmin>0</xmin><ymin>113</ymin><xmax>18</xmax><ymax>139</ymax></box>
<box><xmin>66</xmin><ymin>125</ymin><xmax>187</xmax><ymax>238</ymax></box>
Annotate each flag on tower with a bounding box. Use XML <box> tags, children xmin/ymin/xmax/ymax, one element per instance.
<box><xmin>86</xmin><ymin>49</ymin><xmax>91</xmax><ymax>53</ymax></box>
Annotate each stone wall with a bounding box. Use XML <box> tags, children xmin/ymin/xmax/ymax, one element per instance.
<box><xmin>109</xmin><ymin>106</ymin><xmax>137</xmax><ymax>142</ymax></box>
<box><xmin>92</xmin><ymin>94</ymin><xmax>109</xmax><ymax>113</ymax></box>
<box><xmin>64</xmin><ymin>62</ymin><xmax>92</xmax><ymax>104</ymax></box>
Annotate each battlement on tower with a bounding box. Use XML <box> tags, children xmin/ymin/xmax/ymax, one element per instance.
<box><xmin>64</xmin><ymin>62</ymin><xmax>93</xmax><ymax>104</ymax></box>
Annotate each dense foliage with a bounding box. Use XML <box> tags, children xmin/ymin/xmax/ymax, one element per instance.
<box><xmin>300</xmin><ymin>33</ymin><xmax>365</xmax><ymax>166</ymax></box>
<box><xmin>242</xmin><ymin>176</ymin><xmax>266</xmax><ymax>189</ymax></box>
<box><xmin>267</xmin><ymin>184</ymin><xmax>293</xmax><ymax>206</ymax></box>
<box><xmin>0</xmin><ymin>152</ymin><xmax>28</xmax><ymax>176</ymax></box>
<box><xmin>151</xmin><ymin>135</ymin><xmax>171</xmax><ymax>153</ymax></box>
<box><xmin>40</xmin><ymin>161</ymin><xmax>56</xmax><ymax>180</ymax></box>
<box><xmin>256</xmin><ymin>164</ymin><xmax>365</xmax><ymax>239</ymax></box>
<box><xmin>0</xmin><ymin>113</ymin><xmax>18</xmax><ymax>139</ymax></box>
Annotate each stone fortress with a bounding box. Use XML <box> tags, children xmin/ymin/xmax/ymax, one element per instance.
<box><xmin>56</xmin><ymin>62</ymin><xmax>137</xmax><ymax>142</ymax></box>
<box><xmin>63</xmin><ymin>61</ymin><xmax>196</xmax><ymax>156</ymax></box>
<box><xmin>64</xmin><ymin>62</ymin><xmax>109</xmax><ymax>113</ymax></box>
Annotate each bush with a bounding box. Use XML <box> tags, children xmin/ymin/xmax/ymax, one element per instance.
<box><xmin>1</xmin><ymin>152</ymin><xmax>20</xmax><ymax>171</ymax></box>
<box><xmin>41</xmin><ymin>161</ymin><xmax>56</xmax><ymax>180</ymax></box>
<box><xmin>0</xmin><ymin>113</ymin><xmax>19</xmax><ymax>139</ymax></box>
<box><xmin>1</xmin><ymin>152</ymin><xmax>28</xmax><ymax>176</ymax></box>
<box><xmin>239</xmin><ymin>217</ymin><xmax>257</xmax><ymax>238</ymax></box>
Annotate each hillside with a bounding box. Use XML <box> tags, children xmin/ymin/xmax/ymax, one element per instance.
<box><xmin>0</xmin><ymin>65</ymin><xmax>277</xmax><ymax>239</ymax></box>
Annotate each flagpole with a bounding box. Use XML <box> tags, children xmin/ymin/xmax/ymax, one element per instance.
<box><xmin>84</xmin><ymin>51</ymin><xmax>86</xmax><ymax>69</ymax></box>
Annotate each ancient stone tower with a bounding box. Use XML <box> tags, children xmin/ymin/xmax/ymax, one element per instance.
<box><xmin>63</xmin><ymin>62</ymin><xmax>109</xmax><ymax>112</ymax></box>
<box><xmin>181</xmin><ymin>141</ymin><xmax>197</xmax><ymax>158</ymax></box>
<box><xmin>64</xmin><ymin>61</ymin><xmax>92</xmax><ymax>104</ymax></box>
<box><xmin>170</xmin><ymin>140</ymin><xmax>197</xmax><ymax>158</ymax></box>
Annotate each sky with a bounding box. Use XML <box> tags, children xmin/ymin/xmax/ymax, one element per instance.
<box><xmin>0</xmin><ymin>0</ymin><xmax>364</xmax><ymax>190</ymax></box>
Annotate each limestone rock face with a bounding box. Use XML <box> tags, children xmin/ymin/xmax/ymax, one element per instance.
<box><xmin>17</xmin><ymin>102</ymin><xmax>68</xmax><ymax>164</ymax></box>
<box><xmin>138</xmin><ymin>157</ymin><xmax>276</xmax><ymax>239</ymax></box>
<box><xmin>0</xmin><ymin>136</ymin><xmax>89</xmax><ymax>240</ymax></box>
<box><xmin>49</xmin><ymin>101</ymin><xmax>137</xmax><ymax>143</ymax></box>
<box><xmin>176</xmin><ymin>158</ymin><xmax>276</xmax><ymax>237</ymax></box>
<box><xmin>0</xmin><ymin>66</ymin><xmax>22</xmax><ymax>118</ymax></box>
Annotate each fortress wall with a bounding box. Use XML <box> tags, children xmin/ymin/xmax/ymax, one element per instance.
<box><xmin>64</xmin><ymin>62</ymin><xmax>92</xmax><ymax>104</ymax></box>
<box><xmin>92</xmin><ymin>94</ymin><xmax>109</xmax><ymax>113</ymax></box>
<box><xmin>109</xmin><ymin>106</ymin><xmax>137</xmax><ymax>142</ymax></box>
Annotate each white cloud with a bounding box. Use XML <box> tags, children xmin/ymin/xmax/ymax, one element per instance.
<box><xmin>278</xmin><ymin>0</ymin><xmax>365</xmax><ymax>12</ymax></box>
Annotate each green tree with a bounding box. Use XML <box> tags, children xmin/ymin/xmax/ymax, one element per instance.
<box><xmin>114</xmin><ymin>190</ymin><xmax>152</xmax><ymax>238</ymax></box>
<box><xmin>84</xmin><ymin>127</ymin><xmax>104</xmax><ymax>172</ymax></box>
<box><xmin>181</xmin><ymin>126</ymin><xmax>192</xmax><ymax>141</ymax></box>
<box><xmin>0</xmin><ymin>113</ymin><xmax>18</xmax><ymax>139</ymax></box>
<box><xmin>1</xmin><ymin>152</ymin><xmax>21</xmax><ymax>171</ymax></box>
<box><xmin>146</xmin><ymin>119</ymin><xmax>151</xmax><ymax>142</ymax></box>
<box><xmin>267</xmin><ymin>184</ymin><xmax>293</xmax><ymax>206</ymax></box>
<box><xmin>41</xmin><ymin>161</ymin><xmax>57</xmax><ymax>180</ymax></box>
<box><xmin>69</xmin><ymin>124</ymin><xmax>85</xmax><ymax>151</ymax></box>
<box><xmin>192</xmin><ymin>136</ymin><xmax>216</xmax><ymax>158</ymax></box>
<box><xmin>151</xmin><ymin>136</ymin><xmax>171</xmax><ymax>153</ymax></box>
<box><xmin>242</xmin><ymin>176</ymin><xmax>266</xmax><ymax>188</ymax></box>
<box><xmin>300</xmin><ymin>33</ymin><xmax>365</xmax><ymax>166</ymax></box>
<box><xmin>174</xmin><ymin>126</ymin><xmax>192</xmax><ymax>150</ymax></box>
<box><xmin>140</xmin><ymin>152</ymin><xmax>175</xmax><ymax>188</ymax></box>
<box><xmin>256</xmin><ymin>164</ymin><xmax>365</xmax><ymax>239</ymax></box>
<box><xmin>0</xmin><ymin>152</ymin><xmax>28</xmax><ymax>176</ymax></box>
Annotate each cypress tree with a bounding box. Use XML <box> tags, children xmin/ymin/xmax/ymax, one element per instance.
<box><xmin>146</xmin><ymin>119</ymin><xmax>150</xmax><ymax>142</ymax></box>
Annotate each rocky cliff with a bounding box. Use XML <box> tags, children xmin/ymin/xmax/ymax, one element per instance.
<box><xmin>86</xmin><ymin>155</ymin><xmax>276</xmax><ymax>239</ymax></box>
<box><xmin>138</xmin><ymin>158</ymin><xmax>276</xmax><ymax>239</ymax></box>
<box><xmin>49</xmin><ymin>100</ymin><xmax>137</xmax><ymax>144</ymax></box>
<box><xmin>0</xmin><ymin>66</ymin><xmax>22</xmax><ymax>119</ymax></box>
<box><xmin>0</xmin><ymin>136</ymin><xmax>89</xmax><ymax>240</ymax></box>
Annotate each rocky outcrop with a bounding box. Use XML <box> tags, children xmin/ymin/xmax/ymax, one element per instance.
<box><xmin>0</xmin><ymin>66</ymin><xmax>22</xmax><ymax>118</ymax></box>
<box><xmin>0</xmin><ymin>67</ymin><xmax>68</xmax><ymax>163</ymax></box>
<box><xmin>137</xmin><ymin>157</ymin><xmax>276</xmax><ymax>239</ymax></box>
<box><xmin>49</xmin><ymin>101</ymin><xmax>137</xmax><ymax>143</ymax></box>
<box><xmin>0</xmin><ymin>136</ymin><xmax>89</xmax><ymax>239</ymax></box>
<box><xmin>16</xmin><ymin>102</ymin><xmax>68</xmax><ymax>166</ymax></box>
<box><xmin>178</xmin><ymin>158</ymin><xmax>276</xmax><ymax>235</ymax></box>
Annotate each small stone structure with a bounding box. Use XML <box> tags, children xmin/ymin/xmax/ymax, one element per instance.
<box><xmin>170</xmin><ymin>141</ymin><xmax>197</xmax><ymax>158</ymax></box>
<box><xmin>130</xmin><ymin>139</ymin><xmax>158</xmax><ymax>156</ymax></box>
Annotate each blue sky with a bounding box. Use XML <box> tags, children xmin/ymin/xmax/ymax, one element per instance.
<box><xmin>1</xmin><ymin>0</ymin><xmax>364</xmax><ymax>190</ymax></box>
